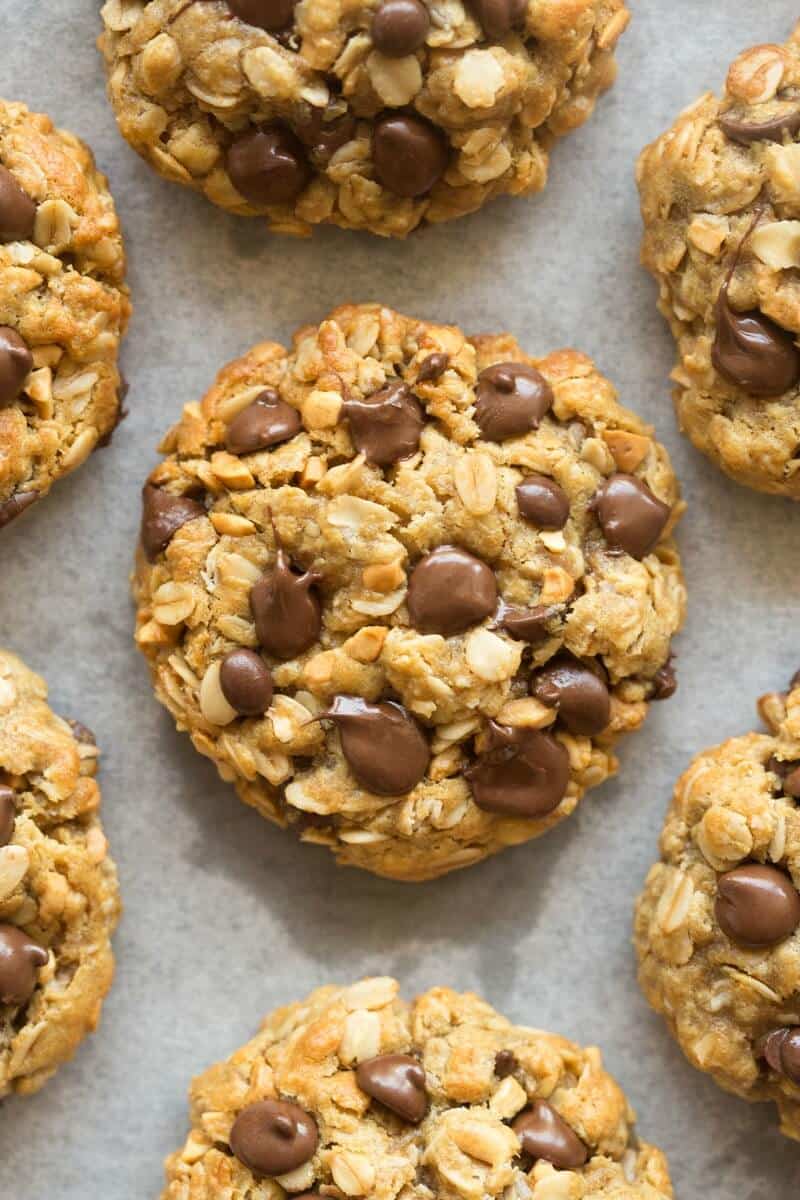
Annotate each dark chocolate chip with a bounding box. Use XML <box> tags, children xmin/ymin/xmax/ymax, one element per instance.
<box><xmin>0</xmin><ymin>787</ymin><xmax>15</xmax><ymax>847</ymax></box>
<box><xmin>320</xmin><ymin>696</ymin><xmax>430</xmax><ymax>795</ymax></box>
<box><xmin>0</xmin><ymin>165</ymin><xmax>36</xmax><ymax>242</ymax></box>
<box><xmin>294</xmin><ymin>108</ymin><xmax>357</xmax><ymax>164</ymax></box>
<box><xmin>782</xmin><ymin>765</ymin><xmax>800</xmax><ymax>799</ymax></box>
<box><xmin>466</xmin><ymin>722</ymin><xmax>569</xmax><ymax>818</ymax></box>
<box><xmin>466</xmin><ymin>0</ymin><xmax>528</xmax><ymax>39</ymax></box>
<box><xmin>140</xmin><ymin>484</ymin><xmax>205</xmax><ymax>562</ymax></box>
<box><xmin>356</xmin><ymin>1053</ymin><xmax>429</xmax><ymax>1123</ymax></box>
<box><xmin>494</xmin><ymin>1049</ymin><xmax>517</xmax><ymax>1078</ymax></box>
<box><xmin>372</xmin><ymin>0</ymin><xmax>431</xmax><ymax>56</ymax></box>
<box><xmin>250</xmin><ymin>548</ymin><xmax>322</xmax><ymax>660</ymax></box>
<box><xmin>417</xmin><ymin>352</ymin><xmax>450</xmax><ymax>383</ymax></box>
<box><xmin>497</xmin><ymin>603</ymin><xmax>560</xmax><ymax>643</ymax></box>
<box><xmin>219</xmin><ymin>649</ymin><xmax>274</xmax><ymax>715</ymax></box>
<box><xmin>0</xmin><ymin>490</ymin><xmax>37</xmax><ymax>530</ymax></box>
<box><xmin>719</xmin><ymin>107</ymin><xmax>800</xmax><ymax>145</ymax></box>
<box><xmin>592</xmin><ymin>473</ymin><xmax>670</xmax><ymax>560</ymax></box>
<box><xmin>474</xmin><ymin>363</ymin><xmax>553</xmax><ymax>441</ymax></box>
<box><xmin>225</xmin><ymin>390</ymin><xmax>301</xmax><ymax>454</ymax></box>
<box><xmin>227</xmin><ymin>0</ymin><xmax>297</xmax><ymax>31</ymax></box>
<box><xmin>0</xmin><ymin>326</ymin><xmax>32</xmax><ymax>405</ymax></box>
<box><xmin>712</xmin><ymin>277</ymin><xmax>800</xmax><ymax>397</ymax></box>
<box><xmin>530</xmin><ymin>656</ymin><xmax>611</xmax><ymax>736</ymax></box>
<box><xmin>0</xmin><ymin>924</ymin><xmax>48</xmax><ymax>1006</ymax></box>
<box><xmin>761</xmin><ymin>1027</ymin><xmax>800</xmax><ymax>1085</ymax></box>
<box><xmin>715</xmin><ymin>864</ymin><xmax>800</xmax><ymax>947</ymax></box>
<box><xmin>407</xmin><ymin>545</ymin><xmax>497</xmax><ymax>636</ymax></box>
<box><xmin>228</xmin><ymin>125</ymin><xmax>310</xmax><ymax>206</ymax></box>
<box><xmin>229</xmin><ymin>1099</ymin><xmax>318</xmax><ymax>1177</ymax></box>
<box><xmin>516</xmin><ymin>474</ymin><xmax>570</xmax><ymax>529</ymax></box>
<box><xmin>343</xmin><ymin>381</ymin><xmax>424</xmax><ymax>466</ymax></box>
<box><xmin>513</xmin><ymin>1101</ymin><xmax>588</xmax><ymax>1169</ymax></box>
<box><xmin>373</xmin><ymin>113</ymin><xmax>448</xmax><ymax>198</ymax></box>
<box><xmin>651</xmin><ymin>658</ymin><xmax>677</xmax><ymax>701</ymax></box>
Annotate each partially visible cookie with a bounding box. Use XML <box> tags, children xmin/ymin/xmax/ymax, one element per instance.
<box><xmin>161</xmin><ymin>978</ymin><xmax>673</xmax><ymax>1200</ymax></box>
<box><xmin>0</xmin><ymin>649</ymin><xmax>120</xmax><ymax>1096</ymax></box>
<box><xmin>638</xmin><ymin>26</ymin><xmax>800</xmax><ymax>497</ymax></box>
<box><xmin>635</xmin><ymin>670</ymin><xmax>800</xmax><ymax>1140</ymax></box>
<box><xmin>100</xmin><ymin>0</ymin><xmax>629</xmax><ymax>238</ymax></box>
<box><xmin>133</xmin><ymin>304</ymin><xmax>686</xmax><ymax>882</ymax></box>
<box><xmin>0</xmin><ymin>99</ymin><xmax>130</xmax><ymax>529</ymax></box>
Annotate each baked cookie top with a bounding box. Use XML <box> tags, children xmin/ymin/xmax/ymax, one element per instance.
<box><xmin>133</xmin><ymin>304</ymin><xmax>685</xmax><ymax>881</ymax></box>
<box><xmin>638</xmin><ymin>25</ymin><xmax>800</xmax><ymax>497</ymax></box>
<box><xmin>635</xmin><ymin>670</ymin><xmax>800</xmax><ymax>1140</ymax></box>
<box><xmin>100</xmin><ymin>0</ymin><xmax>629</xmax><ymax>238</ymax></box>
<box><xmin>0</xmin><ymin>649</ymin><xmax>120</xmax><ymax>1097</ymax></box>
<box><xmin>0</xmin><ymin>99</ymin><xmax>130</xmax><ymax>529</ymax></box>
<box><xmin>161</xmin><ymin>978</ymin><xmax>673</xmax><ymax>1200</ymax></box>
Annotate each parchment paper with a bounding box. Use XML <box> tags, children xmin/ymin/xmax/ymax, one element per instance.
<box><xmin>1</xmin><ymin>4</ymin><xmax>799</xmax><ymax>1196</ymax></box>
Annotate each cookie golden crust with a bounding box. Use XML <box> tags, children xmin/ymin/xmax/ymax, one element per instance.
<box><xmin>634</xmin><ymin>673</ymin><xmax>800</xmax><ymax>1141</ymax></box>
<box><xmin>100</xmin><ymin>0</ymin><xmax>629</xmax><ymax>239</ymax></box>
<box><xmin>133</xmin><ymin>304</ymin><xmax>686</xmax><ymax>882</ymax></box>
<box><xmin>0</xmin><ymin>650</ymin><xmax>121</xmax><ymax>1097</ymax></box>
<box><xmin>161</xmin><ymin>978</ymin><xmax>673</xmax><ymax>1200</ymax></box>
<box><xmin>0</xmin><ymin>99</ymin><xmax>130</xmax><ymax>529</ymax></box>
<box><xmin>637</xmin><ymin>26</ymin><xmax>800</xmax><ymax>498</ymax></box>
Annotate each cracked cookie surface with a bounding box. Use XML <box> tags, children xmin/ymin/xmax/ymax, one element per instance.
<box><xmin>634</xmin><ymin>671</ymin><xmax>800</xmax><ymax>1140</ymax></box>
<box><xmin>100</xmin><ymin>0</ymin><xmax>629</xmax><ymax>238</ymax></box>
<box><xmin>0</xmin><ymin>99</ymin><xmax>130</xmax><ymax>529</ymax></box>
<box><xmin>637</xmin><ymin>24</ymin><xmax>800</xmax><ymax>497</ymax></box>
<box><xmin>133</xmin><ymin>304</ymin><xmax>686</xmax><ymax>882</ymax></box>
<box><xmin>0</xmin><ymin>649</ymin><xmax>121</xmax><ymax>1097</ymax></box>
<box><xmin>161</xmin><ymin>977</ymin><xmax>673</xmax><ymax>1200</ymax></box>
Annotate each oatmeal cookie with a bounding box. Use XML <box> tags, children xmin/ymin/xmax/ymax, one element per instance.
<box><xmin>133</xmin><ymin>304</ymin><xmax>685</xmax><ymax>882</ymax></box>
<box><xmin>160</xmin><ymin>977</ymin><xmax>673</xmax><ymax>1200</ymax></box>
<box><xmin>0</xmin><ymin>649</ymin><xmax>121</xmax><ymax>1096</ymax></box>
<box><xmin>0</xmin><ymin>100</ymin><xmax>130</xmax><ymax>529</ymax></box>
<box><xmin>635</xmin><ymin>669</ymin><xmax>800</xmax><ymax>1140</ymax></box>
<box><xmin>100</xmin><ymin>0</ymin><xmax>629</xmax><ymax>238</ymax></box>
<box><xmin>637</xmin><ymin>25</ymin><xmax>800</xmax><ymax>497</ymax></box>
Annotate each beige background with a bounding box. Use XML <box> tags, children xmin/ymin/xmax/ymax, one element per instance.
<box><xmin>1</xmin><ymin>3</ymin><xmax>799</xmax><ymax>1196</ymax></box>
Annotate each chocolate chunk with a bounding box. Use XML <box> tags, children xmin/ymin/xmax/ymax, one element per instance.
<box><xmin>227</xmin><ymin>126</ymin><xmax>310</xmax><ymax>206</ymax></box>
<box><xmin>225</xmin><ymin>390</ymin><xmax>301</xmax><ymax>454</ymax></box>
<box><xmin>715</xmin><ymin>864</ymin><xmax>800</xmax><ymax>947</ymax></box>
<box><xmin>140</xmin><ymin>484</ymin><xmax>205</xmax><ymax>561</ymax></box>
<box><xmin>782</xmin><ymin>764</ymin><xmax>800</xmax><ymax>798</ymax></box>
<box><xmin>0</xmin><ymin>489</ymin><xmax>37</xmax><ymax>530</ymax></box>
<box><xmin>712</xmin><ymin>278</ymin><xmax>800</xmax><ymax>397</ymax></box>
<box><xmin>294</xmin><ymin>109</ymin><xmax>357</xmax><ymax>164</ymax></box>
<box><xmin>0</xmin><ymin>924</ymin><xmax>48</xmax><ymax>1006</ymax></box>
<box><xmin>373</xmin><ymin>114</ymin><xmax>448</xmax><ymax>198</ymax></box>
<box><xmin>498</xmin><ymin>603</ymin><xmax>560</xmax><ymax>643</ymax></box>
<box><xmin>250</xmin><ymin>549</ymin><xmax>322</xmax><ymax>660</ymax></box>
<box><xmin>761</xmin><ymin>1027</ymin><xmax>800</xmax><ymax>1084</ymax></box>
<box><xmin>0</xmin><ymin>326</ymin><xmax>32</xmax><ymax>405</ymax></box>
<box><xmin>719</xmin><ymin>107</ymin><xmax>800</xmax><ymax>145</ymax></box>
<box><xmin>0</xmin><ymin>787</ymin><xmax>15</xmax><ymax>847</ymax></box>
<box><xmin>474</xmin><ymin>363</ymin><xmax>553</xmax><ymax>441</ymax></box>
<box><xmin>494</xmin><ymin>1049</ymin><xmax>517</xmax><ymax>1078</ymax></box>
<box><xmin>513</xmin><ymin>1101</ymin><xmax>588</xmax><ymax>1169</ymax></box>
<box><xmin>516</xmin><ymin>474</ymin><xmax>570</xmax><ymax>529</ymax></box>
<box><xmin>651</xmin><ymin>658</ymin><xmax>677</xmax><ymax>701</ymax></box>
<box><xmin>344</xmin><ymin>381</ymin><xmax>424</xmax><ymax>467</ymax></box>
<box><xmin>220</xmin><ymin>649</ymin><xmax>274</xmax><ymax>715</ymax></box>
<box><xmin>407</xmin><ymin>546</ymin><xmax>497</xmax><ymax>636</ymax></box>
<box><xmin>356</xmin><ymin>1054</ymin><xmax>429</xmax><ymax>1123</ymax></box>
<box><xmin>229</xmin><ymin>1099</ymin><xmax>318</xmax><ymax>1177</ymax></box>
<box><xmin>321</xmin><ymin>696</ymin><xmax>430</xmax><ymax>795</ymax></box>
<box><xmin>228</xmin><ymin>0</ymin><xmax>297</xmax><ymax>31</ymax></box>
<box><xmin>0</xmin><ymin>165</ymin><xmax>36</xmax><ymax>242</ymax></box>
<box><xmin>592</xmin><ymin>473</ymin><xmax>670</xmax><ymax>560</ymax></box>
<box><xmin>531</xmin><ymin>656</ymin><xmax>611</xmax><ymax>736</ymax></box>
<box><xmin>372</xmin><ymin>0</ymin><xmax>431</xmax><ymax>56</ymax></box>
<box><xmin>466</xmin><ymin>722</ymin><xmax>569</xmax><ymax>818</ymax></box>
<box><xmin>466</xmin><ymin>0</ymin><xmax>528</xmax><ymax>38</ymax></box>
<box><xmin>417</xmin><ymin>352</ymin><xmax>450</xmax><ymax>383</ymax></box>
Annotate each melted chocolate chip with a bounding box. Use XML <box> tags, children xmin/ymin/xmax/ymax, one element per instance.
<box><xmin>0</xmin><ymin>165</ymin><xmax>36</xmax><ymax>242</ymax></box>
<box><xmin>0</xmin><ymin>326</ymin><xmax>32</xmax><ymax>405</ymax></box>
<box><xmin>719</xmin><ymin>107</ymin><xmax>800</xmax><ymax>145</ymax></box>
<box><xmin>474</xmin><ymin>363</ymin><xmax>553</xmax><ymax>441</ymax></box>
<box><xmin>250</xmin><ymin>549</ymin><xmax>322</xmax><ymax>660</ymax></box>
<box><xmin>225</xmin><ymin>390</ymin><xmax>301</xmax><ymax>454</ymax></box>
<box><xmin>227</xmin><ymin>125</ymin><xmax>310</xmax><ymax>206</ymax></box>
<box><xmin>494</xmin><ymin>1049</ymin><xmax>517</xmax><ymax>1078</ymax></box>
<box><xmin>294</xmin><ymin>108</ymin><xmax>357</xmax><ymax>165</ymax></box>
<box><xmin>417</xmin><ymin>352</ymin><xmax>450</xmax><ymax>383</ymax></box>
<box><xmin>715</xmin><ymin>864</ymin><xmax>800</xmax><ymax>947</ymax></box>
<box><xmin>343</xmin><ymin>381</ymin><xmax>424</xmax><ymax>466</ymax></box>
<box><xmin>372</xmin><ymin>0</ymin><xmax>431</xmax><ymax>56</ymax></box>
<box><xmin>229</xmin><ymin>1099</ymin><xmax>318</xmax><ymax>1177</ymax></box>
<box><xmin>0</xmin><ymin>490</ymin><xmax>37</xmax><ymax>530</ymax></box>
<box><xmin>140</xmin><ymin>485</ymin><xmax>205</xmax><ymax>562</ymax></box>
<box><xmin>513</xmin><ymin>1101</ymin><xmax>588</xmax><ymax>1169</ymax></box>
<box><xmin>321</xmin><ymin>696</ymin><xmax>430</xmax><ymax>795</ymax></box>
<box><xmin>228</xmin><ymin>0</ymin><xmax>297</xmax><ymax>31</ymax></box>
<box><xmin>516</xmin><ymin>474</ymin><xmax>570</xmax><ymax>529</ymax></box>
<box><xmin>466</xmin><ymin>722</ymin><xmax>569</xmax><ymax>818</ymax></box>
<box><xmin>356</xmin><ymin>1054</ymin><xmax>429</xmax><ymax>1123</ymax></box>
<box><xmin>373</xmin><ymin>114</ymin><xmax>448</xmax><ymax>198</ymax></box>
<box><xmin>407</xmin><ymin>546</ymin><xmax>497</xmax><ymax>636</ymax></box>
<box><xmin>592</xmin><ymin>473</ymin><xmax>670</xmax><ymax>560</ymax></box>
<box><xmin>467</xmin><ymin>0</ymin><xmax>528</xmax><ymax>38</ymax></box>
<box><xmin>498</xmin><ymin>603</ymin><xmax>560</xmax><ymax>643</ymax></box>
<box><xmin>0</xmin><ymin>924</ymin><xmax>48</xmax><ymax>1006</ymax></box>
<box><xmin>220</xmin><ymin>649</ymin><xmax>274</xmax><ymax>715</ymax></box>
<box><xmin>651</xmin><ymin>658</ymin><xmax>677</xmax><ymax>701</ymax></box>
<box><xmin>712</xmin><ymin>277</ymin><xmax>800</xmax><ymax>397</ymax></box>
<box><xmin>0</xmin><ymin>787</ymin><xmax>15</xmax><ymax>847</ymax></box>
<box><xmin>531</xmin><ymin>656</ymin><xmax>611</xmax><ymax>736</ymax></box>
<box><xmin>761</xmin><ymin>1027</ymin><xmax>800</xmax><ymax>1084</ymax></box>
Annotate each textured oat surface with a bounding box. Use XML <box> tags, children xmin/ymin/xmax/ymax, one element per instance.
<box><xmin>100</xmin><ymin>0</ymin><xmax>628</xmax><ymax>237</ymax></box>
<box><xmin>161</xmin><ymin>978</ymin><xmax>672</xmax><ymax>1200</ymax></box>
<box><xmin>0</xmin><ymin>649</ymin><xmax>120</xmax><ymax>1096</ymax></box>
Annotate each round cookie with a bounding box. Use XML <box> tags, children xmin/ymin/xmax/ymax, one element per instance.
<box><xmin>133</xmin><ymin>304</ymin><xmax>686</xmax><ymax>882</ymax></box>
<box><xmin>638</xmin><ymin>25</ymin><xmax>800</xmax><ymax>497</ymax></box>
<box><xmin>160</xmin><ymin>977</ymin><xmax>673</xmax><ymax>1200</ymax></box>
<box><xmin>0</xmin><ymin>99</ymin><xmax>130</xmax><ymax>529</ymax></box>
<box><xmin>100</xmin><ymin>0</ymin><xmax>629</xmax><ymax>239</ymax></box>
<box><xmin>635</xmin><ymin>670</ymin><xmax>800</xmax><ymax>1140</ymax></box>
<box><xmin>0</xmin><ymin>649</ymin><xmax>120</xmax><ymax>1096</ymax></box>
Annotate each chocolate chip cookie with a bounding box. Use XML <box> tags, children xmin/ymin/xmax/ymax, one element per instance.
<box><xmin>0</xmin><ymin>100</ymin><xmax>130</xmax><ymax>529</ymax></box>
<box><xmin>133</xmin><ymin>305</ymin><xmax>686</xmax><ymax>881</ymax></box>
<box><xmin>0</xmin><ymin>649</ymin><xmax>120</xmax><ymax>1096</ymax></box>
<box><xmin>635</xmin><ymin>669</ymin><xmax>800</xmax><ymax>1140</ymax></box>
<box><xmin>638</xmin><ymin>26</ymin><xmax>800</xmax><ymax>497</ymax></box>
<box><xmin>160</xmin><ymin>978</ymin><xmax>673</xmax><ymax>1200</ymax></box>
<box><xmin>100</xmin><ymin>0</ymin><xmax>629</xmax><ymax>238</ymax></box>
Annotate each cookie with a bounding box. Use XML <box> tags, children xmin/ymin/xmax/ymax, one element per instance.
<box><xmin>0</xmin><ymin>99</ymin><xmax>130</xmax><ymax>529</ymax></box>
<box><xmin>160</xmin><ymin>977</ymin><xmax>673</xmax><ymax>1200</ymax></box>
<box><xmin>635</xmin><ymin>669</ymin><xmax>800</xmax><ymax>1140</ymax></box>
<box><xmin>0</xmin><ymin>649</ymin><xmax>120</xmax><ymax>1096</ymax></box>
<box><xmin>638</xmin><ymin>26</ymin><xmax>800</xmax><ymax>497</ymax></box>
<box><xmin>100</xmin><ymin>0</ymin><xmax>629</xmax><ymax>238</ymax></box>
<box><xmin>133</xmin><ymin>304</ymin><xmax>686</xmax><ymax>882</ymax></box>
